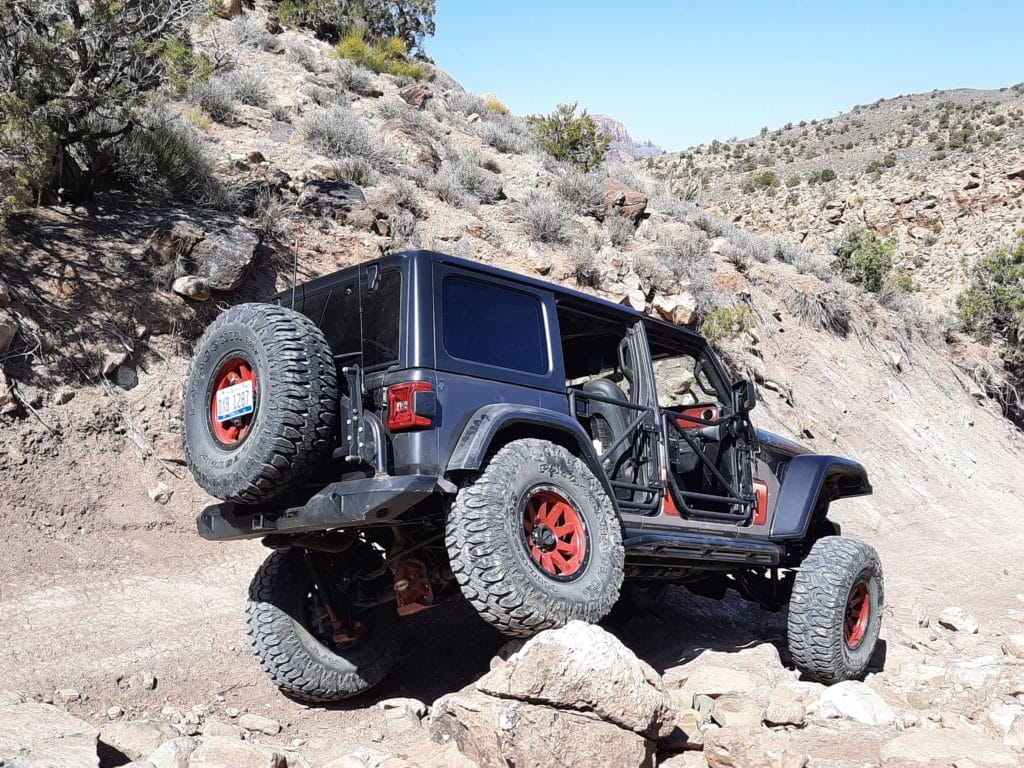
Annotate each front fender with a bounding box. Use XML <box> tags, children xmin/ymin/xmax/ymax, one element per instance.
<box><xmin>445</xmin><ymin>403</ymin><xmax>616</xmax><ymax>502</ymax></box>
<box><xmin>769</xmin><ymin>454</ymin><xmax>872</xmax><ymax>539</ymax></box>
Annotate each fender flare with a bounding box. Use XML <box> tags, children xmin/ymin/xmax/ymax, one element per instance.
<box><xmin>769</xmin><ymin>454</ymin><xmax>872</xmax><ymax>539</ymax></box>
<box><xmin>444</xmin><ymin>403</ymin><xmax>618</xmax><ymax>505</ymax></box>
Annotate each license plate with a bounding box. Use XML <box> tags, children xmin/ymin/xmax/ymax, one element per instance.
<box><xmin>215</xmin><ymin>381</ymin><xmax>254</xmax><ymax>422</ymax></box>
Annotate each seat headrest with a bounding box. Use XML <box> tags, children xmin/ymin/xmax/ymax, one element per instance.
<box><xmin>582</xmin><ymin>377</ymin><xmax>627</xmax><ymax>402</ymax></box>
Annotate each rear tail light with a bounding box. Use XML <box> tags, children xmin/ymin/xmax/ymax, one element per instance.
<box><xmin>386</xmin><ymin>381</ymin><xmax>436</xmax><ymax>431</ymax></box>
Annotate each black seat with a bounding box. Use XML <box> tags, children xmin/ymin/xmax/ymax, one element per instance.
<box><xmin>582</xmin><ymin>378</ymin><xmax>634</xmax><ymax>487</ymax></box>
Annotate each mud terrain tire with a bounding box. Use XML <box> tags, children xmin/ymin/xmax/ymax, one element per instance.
<box><xmin>788</xmin><ymin>536</ymin><xmax>883</xmax><ymax>683</ymax></box>
<box><xmin>183</xmin><ymin>303</ymin><xmax>337</xmax><ymax>504</ymax></box>
<box><xmin>246</xmin><ymin>546</ymin><xmax>400</xmax><ymax>702</ymax></box>
<box><xmin>446</xmin><ymin>438</ymin><xmax>624</xmax><ymax>637</ymax></box>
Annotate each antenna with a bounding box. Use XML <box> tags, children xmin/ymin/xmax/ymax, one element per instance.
<box><xmin>291</xmin><ymin>237</ymin><xmax>300</xmax><ymax>309</ymax></box>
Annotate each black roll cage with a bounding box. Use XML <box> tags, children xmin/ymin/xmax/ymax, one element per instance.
<box><xmin>564</xmin><ymin>316</ymin><xmax>756</xmax><ymax>521</ymax></box>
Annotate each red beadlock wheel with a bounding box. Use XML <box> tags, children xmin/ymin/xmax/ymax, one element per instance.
<box><xmin>844</xmin><ymin>580</ymin><xmax>870</xmax><ymax>649</ymax></box>
<box><xmin>522</xmin><ymin>489</ymin><xmax>588</xmax><ymax>580</ymax></box>
<box><xmin>209</xmin><ymin>357</ymin><xmax>258</xmax><ymax>446</ymax></box>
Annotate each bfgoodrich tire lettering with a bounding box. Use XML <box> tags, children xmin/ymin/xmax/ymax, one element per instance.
<box><xmin>787</xmin><ymin>535</ymin><xmax>884</xmax><ymax>683</ymax></box>
<box><xmin>245</xmin><ymin>547</ymin><xmax>400</xmax><ymax>702</ymax></box>
<box><xmin>446</xmin><ymin>438</ymin><xmax>624</xmax><ymax>637</ymax></box>
<box><xmin>183</xmin><ymin>303</ymin><xmax>338</xmax><ymax>504</ymax></box>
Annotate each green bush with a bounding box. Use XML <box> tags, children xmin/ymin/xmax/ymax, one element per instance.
<box><xmin>956</xmin><ymin>234</ymin><xmax>1024</xmax><ymax>345</ymax></box>
<box><xmin>807</xmin><ymin>168</ymin><xmax>837</xmax><ymax>185</ymax></box>
<box><xmin>700</xmin><ymin>304</ymin><xmax>756</xmax><ymax>343</ymax></box>
<box><xmin>957</xmin><ymin>234</ymin><xmax>1024</xmax><ymax>414</ymax></box>
<box><xmin>0</xmin><ymin>0</ymin><xmax>205</xmax><ymax>207</ymax></box>
<box><xmin>528</xmin><ymin>103</ymin><xmax>611</xmax><ymax>172</ymax></box>
<box><xmin>277</xmin><ymin>0</ymin><xmax>434</xmax><ymax>53</ymax></box>
<box><xmin>740</xmin><ymin>170</ymin><xmax>780</xmax><ymax>194</ymax></box>
<box><xmin>832</xmin><ymin>226</ymin><xmax>895</xmax><ymax>292</ymax></box>
<box><xmin>113</xmin><ymin>112</ymin><xmax>217</xmax><ymax>201</ymax></box>
<box><xmin>333</xmin><ymin>30</ymin><xmax>427</xmax><ymax>80</ymax></box>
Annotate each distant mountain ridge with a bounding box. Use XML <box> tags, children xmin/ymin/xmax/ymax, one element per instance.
<box><xmin>592</xmin><ymin>114</ymin><xmax>665</xmax><ymax>163</ymax></box>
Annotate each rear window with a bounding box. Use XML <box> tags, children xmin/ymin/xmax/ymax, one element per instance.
<box><xmin>442</xmin><ymin>276</ymin><xmax>548</xmax><ymax>374</ymax></box>
<box><xmin>312</xmin><ymin>269</ymin><xmax>402</xmax><ymax>369</ymax></box>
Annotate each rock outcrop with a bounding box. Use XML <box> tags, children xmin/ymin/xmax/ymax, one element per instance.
<box><xmin>0</xmin><ymin>698</ymin><xmax>100</xmax><ymax>768</ymax></box>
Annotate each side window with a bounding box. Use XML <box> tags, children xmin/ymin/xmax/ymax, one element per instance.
<box><xmin>442</xmin><ymin>276</ymin><xmax>549</xmax><ymax>374</ymax></box>
<box><xmin>319</xmin><ymin>270</ymin><xmax>402</xmax><ymax>368</ymax></box>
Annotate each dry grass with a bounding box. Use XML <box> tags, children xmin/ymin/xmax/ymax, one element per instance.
<box><xmin>520</xmin><ymin>192</ymin><xmax>571</xmax><ymax>244</ymax></box>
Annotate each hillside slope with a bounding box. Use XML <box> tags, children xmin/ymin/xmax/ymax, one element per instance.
<box><xmin>641</xmin><ymin>86</ymin><xmax>1024</xmax><ymax>307</ymax></box>
<box><xmin>1</xmin><ymin>13</ymin><xmax>1023</xmax><ymax>766</ymax></box>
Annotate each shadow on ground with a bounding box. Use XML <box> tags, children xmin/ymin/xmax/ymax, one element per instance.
<box><xmin>324</xmin><ymin>586</ymin><xmax>791</xmax><ymax>709</ymax></box>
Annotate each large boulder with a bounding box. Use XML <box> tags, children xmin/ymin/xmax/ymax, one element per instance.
<box><xmin>100</xmin><ymin>720</ymin><xmax>178</xmax><ymax>762</ymax></box>
<box><xmin>430</xmin><ymin>689</ymin><xmax>655</xmax><ymax>768</ymax></box>
<box><xmin>297</xmin><ymin>179</ymin><xmax>368</xmax><ymax>216</ymax></box>
<box><xmin>476</xmin><ymin>620</ymin><xmax>677</xmax><ymax>739</ymax></box>
<box><xmin>189</xmin><ymin>224</ymin><xmax>260</xmax><ymax>292</ymax></box>
<box><xmin>810</xmin><ymin>680</ymin><xmax>896</xmax><ymax>726</ymax></box>
<box><xmin>0</xmin><ymin>701</ymin><xmax>100</xmax><ymax>767</ymax></box>
<box><xmin>601</xmin><ymin>177</ymin><xmax>648</xmax><ymax>224</ymax></box>
<box><xmin>148</xmin><ymin>217</ymin><xmax>258</xmax><ymax>293</ymax></box>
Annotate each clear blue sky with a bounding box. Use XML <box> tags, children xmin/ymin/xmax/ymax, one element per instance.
<box><xmin>429</xmin><ymin>1</ymin><xmax>1024</xmax><ymax>151</ymax></box>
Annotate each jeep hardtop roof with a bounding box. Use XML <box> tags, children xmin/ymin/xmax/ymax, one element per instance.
<box><xmin>275</xmin><ymin>250</ymin><xmax>708</xmax><ymax>348</ymax></box>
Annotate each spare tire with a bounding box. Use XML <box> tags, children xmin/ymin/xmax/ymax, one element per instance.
<box><xmin>183</xmin><ymin>303</ymin><xmax>338</xmax><ymax>505</ymax></box>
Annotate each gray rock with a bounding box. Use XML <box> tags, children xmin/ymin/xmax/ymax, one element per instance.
<box><xmin>0</xmin><ymin>279</ymin><xmax>10</xmax><ymax>306</ymax></box>
<box><xmin>99</xmin><ymin>720</ymin><xmax>178</xmax><ymax>762</ymax></box>
<box><xmin>191</xmin><ymin>224</ymin><xmax>259</xmax><ymax>292</ymax></box>
<box><xmin>710</xmin><ymin>694</ymin><xmax>764</xmax><ymax>728</ymax></box>
<box><xmin>147</xmin><ymin>482</ymin><xmax>173</xmax><ymax>505</ymax></box>
<box><xmin>660</xmin><ymin>708</ymin><xmax>705</xmax><ymax>752</ymax></box>
<box><xmin>147</xmin><ymin>736</ymin><xmax>198</xmax><ymax>768</ymax></box>
<box><xmin>237</xmin><ymin>712</ymin><xmax>282</xmax><ymax>736</ymax></box>
<box><xmin>188</xmin><ymin>736</ymin><xmax>286</xmax><ymax>768</ymax></box>
<box><xmin>430</xmin><ymin>688</ymin><xmax>655</xmax><ymax>768</ymax></box>
<box><xmin>171</xmin><ymin>275</ymin><xmax>210</xmax><ymax>301</ymax></box>
<box><xmin>0</xmin><ymin>701</ymin><xmax>100</xmax><ymax>768</ymax></box>
<box><xmin>810</xmin><ymin>680</ymin><xmax>896</xmax><ymax>726</ymax></box>
<box><xmin>297</xmin><ymin>180</ymin><xmax>366</xmax><ymax>217</ymax></box>
<box><xmin>764</xmin><ymin>684</ymin><xmax>807</xmax><ymax>727</ymax></box>
<box><xmin>476</xmin><ymin>620</ymin><xmax>676</xmax><ymax>739</ymax></box>
<box><xmin>938</xmin><ymin>606</ymin><xmax>979</xmax><ymax>633</ymax></box>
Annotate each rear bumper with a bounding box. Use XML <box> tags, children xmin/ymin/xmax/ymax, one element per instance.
<box><xmin>197</xmin><ymin>474</ymin><xmax>444</xmax><ymax>541</ymax></box>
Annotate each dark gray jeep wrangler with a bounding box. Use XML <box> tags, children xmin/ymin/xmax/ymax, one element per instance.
<box><xmin>183</xmin><ymin>250</ymin><xmax>883</xmax><ymax>702</ymax></box>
